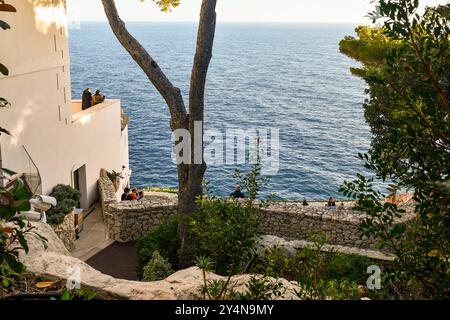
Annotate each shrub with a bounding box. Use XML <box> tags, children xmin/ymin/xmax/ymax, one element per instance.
<box><xmin>142</xmin><ymin>250</ymin><xmax>174</xmax><ymax>282</ymax></box>
<box><xmin>185</xmin><ymin>197</ymin><xmax>261</xmax><ymax>276</ymax></box>
<box><xmin>136</xmin><ymin>214</ymin><xmax>179</xmax><ymax>278</ymax></box>
<box><xmin>249</xmin><ymin>237</ymin><xmax>393</xmax><ymax>300</ymax></box>
<box><xmin>46</xmin><ymin>184</ymin><xmax>81</xmax><ymax>225</ymax></box>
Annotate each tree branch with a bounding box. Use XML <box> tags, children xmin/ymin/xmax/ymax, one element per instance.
<box><xmin>101</xmin><ymin>0</ymin><xmax>187</xmax><ymax>129</ymax></box>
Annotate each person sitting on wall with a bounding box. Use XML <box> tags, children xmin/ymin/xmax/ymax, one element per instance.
<box><xmin>302</xmin><ymin>199</ymin><xmax>309</xmax><ymax>206</ymax></box>
<box><xmin>230</xmin><ymin>185</ymin><xmax>245</xmax><ymax>199</ymax></box>
<box><xmin>138</xmin><ymin>191</ymin><xmax>145</xmax><ymax>200</ymax></box>
<box><xmin>92</xmin><ymin>89</ymin><xmax>105</xmax><ymax>105</ymax></box>
<box><xmin>128</xmin><ymin>188</ymin><xmax>138</xmax><ymax>200</ymax></box>
<box><xmin>81</xmin><ymin>88</ymin><xmax>92</xmax><ymax>110</ymax></box>
<box><xmin>326</xmin><ymin>197</ymin><xmax>336</xmax><ymax>207</ymax></box>
<box><xmin>121</xmin><ymin>187</ymin><xmax>131</xmax><ymax>201</ymax></box>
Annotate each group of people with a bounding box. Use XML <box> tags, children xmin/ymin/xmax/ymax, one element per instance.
<box><xmin>301</xmin><ymin>197</ymin><xmax>344</xmax><ymax>208</ymax></box>
<box><xmin>121</xmin><ymin>187</ymin><xmax>145</xmax><ymax>201</ymax></box>
<box><xmin>82</xmin><ymin>88</ymin><xmax>106</xmax><ymax>110</ymax></box>
<box><xmin>120</xmin><ymin>184</ymin><xmax>345</xmax><ymax>208</ymax></box>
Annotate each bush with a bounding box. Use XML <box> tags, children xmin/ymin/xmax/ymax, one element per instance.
<box><xmin>142</xmin><ymin>250</ymin><xmax>174</xmax><ymax>282</ymax></box>
<box><xmin>184</xmin><ymin>197</ymin><xmax>261</xmax><ymax>276</ymax></box>
<box><xmin>46</xmin><ymin>184</ymin><xmax>80</xmax><ymax>225</ymax></box>
<box><xmin>249</xmin><ymin>241</ymin><xmax>391</xmax><ymax>300</ymax></box>
<box><xmin>136</xmin><ymin>215</ymin><xmax>179</xmax><ymax>278</ymax></box>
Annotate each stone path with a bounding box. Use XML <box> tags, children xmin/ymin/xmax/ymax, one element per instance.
<box><xmin>71</xmin><ymin>203</ymin><xmax>114</xmax><ymax>261</ymax></box>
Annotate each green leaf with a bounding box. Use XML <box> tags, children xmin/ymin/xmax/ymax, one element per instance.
<box><xmin>0</xmin><ymin>63</ymin><xmax>9</xmax><ymax>76</ymax></box>
<box><xmin>2</xmin><ymin>277</ymin><xmax>10</xmax><ymax>288</ymax></box>
<box><xmin>0</xmin><ymin>127</ymin><xmax>11</xmax><ymax>136</ymax></box>
<box><xmin>14</xmin><ymin>199</ymin><xmax>31</xmax><ymax>212</ymax></box>
<box><xmin>12</xmin><ymin>178</ymin><xmax>31</xmax><ymax>200</ymax></box>
<box><xmin>4</xmin><ymin>253</ymin><xmax>25</xmax><ymax>273</ymax></box>
<box><xmin>0</xmin><ymin>20</ymin><xmax>10</xmax><ymax>30</ymax></box>
<box><xmin>0</xmin><ymin>167</ymin><xmax>16</xmax><ymax>176</ymax></box>
<box><xmin>0</xmin><ymin>204</ymin><xmax>16</xmax><ymax>220</ymax></box>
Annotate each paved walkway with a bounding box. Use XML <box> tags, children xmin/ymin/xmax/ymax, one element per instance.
<box><xmin>71</xmin><ymin>203</ymin><xmax>114</xmax><ymax>262</ymax></box>
<box><xmin>86</xmin><ymin>241</ymin><xmax>138</xmax><ymax>280</ymax></box>
<box><xmin>71</xmin><ymin>202</ymin><xmax>138</xmax><ymax>280</ymax></box>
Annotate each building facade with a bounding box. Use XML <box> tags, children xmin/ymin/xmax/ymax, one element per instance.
<box><xmin>0</xmin><ymin>0</ymin><xmax>130</xmax><ymax>210</ymax></box>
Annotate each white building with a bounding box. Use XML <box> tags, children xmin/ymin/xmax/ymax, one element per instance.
<box><xmin>0</xmin><ymin>0</ymin><xmax>130</xmax><ymax>210</ymax></box>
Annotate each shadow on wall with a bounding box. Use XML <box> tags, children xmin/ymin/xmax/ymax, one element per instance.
<box><xmin>27</xmin><ymin>0</ymin><xmax>68</xmax><ymax>35</ymax></box>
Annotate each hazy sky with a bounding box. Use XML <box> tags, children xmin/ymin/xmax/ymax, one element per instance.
<box><xmin>67</xmin><ymin>0</ymin><xmax>448</xmax><ymax>23</ymax></box>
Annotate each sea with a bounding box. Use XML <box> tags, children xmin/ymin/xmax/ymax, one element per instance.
<box><xmin>69</xmin><ymin>22</ymin><xmax>372</xmax><ymax>200</ymax></box>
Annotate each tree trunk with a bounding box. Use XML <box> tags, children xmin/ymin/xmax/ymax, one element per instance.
<box><xmin>101</xmin><ymin>0</ymin><xmax>217</xmax><ymax>248</ymax></box>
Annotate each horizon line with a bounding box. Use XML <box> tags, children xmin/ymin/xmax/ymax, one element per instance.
<box><xmin>74</xmin><ymin>20</ymin><xmax>371</xmax><ymax>24</ymax></box>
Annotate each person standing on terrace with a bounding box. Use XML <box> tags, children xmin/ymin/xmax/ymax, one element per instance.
<box><xmin>92</xmin><ymin>89</ymin><xmax>105</xmax><ymax>105</ymax></box>
<box><xmin>81</xmin><ymin>88</ymin><xmax>92</xmax><ymax>110</ymax></box>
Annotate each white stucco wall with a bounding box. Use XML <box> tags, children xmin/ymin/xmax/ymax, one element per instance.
<box><xmin>0</xmin><ymin>0</ymin><xmax>130</xmax><ymax>209</ymax></box>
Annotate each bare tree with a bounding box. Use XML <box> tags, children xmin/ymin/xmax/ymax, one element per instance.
<box><xmin>101</xmin><ymin>0</ymin><xmax>217</xmax><ymax>245</ymax></box>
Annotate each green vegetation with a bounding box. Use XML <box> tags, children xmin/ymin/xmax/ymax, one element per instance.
<box><xmin>0</xmin><ymin>170</ymin><xmax>47</xmax><ymax>289</ymax></box>
<box><xmin>340</xmin><ymin>0</ymin><xmax>450</xmax><ymax>299</ymax></box>
<box><xmin>142</xmin><ymin>187</ymin><xmax>178</xmax><ymax>194</ymax></box>
<box><xmin>249</xmin><ymin>234</ymin><xmax>391</xmax><ymax>300</ymax></box>
<box><xmin>142</xmin><ymin>250</ymin><xmax>174</xmax><ymax>282</ymax></box>
<box><xmin>136</xmin><ymin>214</ymin><xmax>179</xmax><ymax>278</ymax></box>
<box><xmin>46</xmin><ymin>185</ymin><xmax>81</xmax><ymax>225</ymax></box>
<box><xmin>186</xmin><ymin>197</ymin><xmax>261</xmax><ymax>275</ymax></box>
<box><xmin>234</xmin><ymin>151</ymin><xmax>271</xmax><ymax>200</ymax></box>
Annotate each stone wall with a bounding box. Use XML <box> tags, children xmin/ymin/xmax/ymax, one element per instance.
<box><xmin>259</xmin><ymin>204</ymin><xmax>375</xmax><ymax>249</ymax></box>
<box><xmin>98</xmin><ymin>177</ymin><xmax>177</xmax><ymax>242</ymax></box>
<box><xmin>260</xmin><ymin>203</ymin><xmax>411</xmax><ymax>252</ymax></box>
<box><xmin>98</xmin><ymin>176</ymin><xmax>408</xmax><ymax>251</ymax></box>
<box><xmin>51</xmin><ymin>211</ymin><xmax>76</xmax><ymax>251</ymax></box>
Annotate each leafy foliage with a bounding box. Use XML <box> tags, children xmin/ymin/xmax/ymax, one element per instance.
<box><xmin>234</xmin><ymin>152</ymin><xmax>271</xmax><ymax>200</ymax></box>
<box><xmin>1</xmin><ymin>171</ymin><xmax>47</xmax><ymax>282</ymax></box>
<box><xmin>106</xmin><ymin>170</ymin><xmax>123</xmax><ymax>184</ymax></box>
<box><xmin>187</xmin><ymin>197</ymin><xmax>261</xmax><ymax>276</ymax></box>
<box><xmin>236</xmin><ymin>276</ymin><xmax>285</xmax><ymax>300</ymax></box>
<box><xmin>46</xmin><ymin>185</ymin><xmax>80</xmax><ymax>225</ymax></box>
<box><xmin>142</xmin><ymin>250</ymin><xmax>174</xmax><ymax>281</ymax></box>
<box><xmin>136</xmin><ymin>214</ymin><xmax>179</xmax><ymax>278</ymax></box>
<box><xmin>249</xmin><ymin>233</ymin><xmax>394</xmax><ymax>300</ymax></box>
<box><xmin>340</xmin><ymin>0</ymin><xmax>450</xmax><ymax>299</ymax></box>
<box><xmin>148</xmin><ymin>0</ymin><xmax>180</xmax><ymax>12</ymax></box>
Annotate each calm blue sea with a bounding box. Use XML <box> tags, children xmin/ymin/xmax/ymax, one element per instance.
<box><xmin>69</xmin><ymin>22</ymin><xmax>371</xmax><ymax>200</ymax></box>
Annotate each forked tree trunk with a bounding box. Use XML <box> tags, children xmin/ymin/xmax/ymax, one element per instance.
<box><xmin>101</xmin><ymin>0</ymin><xmax>217</xmax><ymax>247</ymax></box>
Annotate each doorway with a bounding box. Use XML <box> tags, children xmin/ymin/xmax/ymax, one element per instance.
<box><xmin>73</xmin><ymin>165</ymin><xmax>88</xmax><ymax>210</ymax></box>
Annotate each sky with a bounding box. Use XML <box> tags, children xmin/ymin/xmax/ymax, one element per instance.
<box><xmin>67</xmin><ymin>0</ymin><xmax>448</xmax><ymax>23</ymax></box>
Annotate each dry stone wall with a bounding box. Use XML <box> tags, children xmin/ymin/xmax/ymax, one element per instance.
<box><xmin>259</xmin><ymin>203</ymin><xmax>378</xmax><ymax>249</ymax></box>
<box><xmin>98</xmin><ymin>177</ymin><xmax>176</xmax><ymax>242</ymax></box>
<box><xmin>51</xmin><ymin>211</ymin><xmax>76</xmax><ymax>251</ymax></box>
<box><xmin>98</xmin><ymin>176</ymin><xmax>407</xmax><ymax>251</ymax></box>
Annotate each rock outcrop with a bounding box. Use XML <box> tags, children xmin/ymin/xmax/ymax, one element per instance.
<box><xmin>19</xmin><ymin>222</ymin><xmax>300</xmax><ymax>300</ymax></box>
<box><xmin>257</xmin><ymin>235</ymin><xmax>396</xmax><ymax>261</ymax></box>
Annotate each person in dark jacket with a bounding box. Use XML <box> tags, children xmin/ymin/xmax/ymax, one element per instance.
<box><xmin>121</xmin><ymin>187</ymin><xmax>130</xmax><ymax>201</ymax></box>
<box><xmin>230</xmin><ymin>185</ymin><xmax>245</xmax><ymax>199</ymax></box>
<box><xmin>82</xmin><ymin>88</ymin><xmax>92</xmax><ymax>110</ymax></box>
